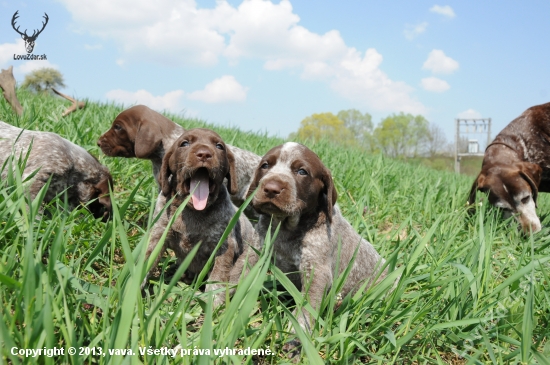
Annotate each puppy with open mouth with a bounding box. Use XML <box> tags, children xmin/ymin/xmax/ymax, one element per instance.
<box><xmin>142</xmin><ymin>128</ymin><xmax>257</xmax><ymax>306</ymax></box>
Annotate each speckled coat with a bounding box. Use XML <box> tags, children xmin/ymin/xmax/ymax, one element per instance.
<box><xmin>469</xmin><ymin>102</ymin><xmax>550</xmax><ymax>233</ymax></box>
<box><xmin>0</xmin><ymin>121</ymin><xmax>112</xmax><ymax>218</ymax></box>
<box><xmin>141</xmin><ymin>129</ymin><xmax>258</xmax><ymax>306</ymax></box>
<box><xmin>235</xmin><ymin>142</ymin><xmax>388</xmax><ymax>332</ymax></box>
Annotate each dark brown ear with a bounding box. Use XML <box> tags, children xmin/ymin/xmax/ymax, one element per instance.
<box><xmin>97</xmin><ymin>173</ymin><xmax>113</xmax><ymax>215</ymax></box>
<box><xmin>321</xmin><ymin>169</ymin><xmax>337</xmax><ymax>223</ymax></box>
<box><xmin>518</xmin><ymin>162</ymin><xmax>542</xmax><ymax>206</ymax></box>
<box><xmin>225</xmin><ymin>147</ymin><xmax>238</xmax><ymax>195</ymax></box>
<box><xmin>246</xmin><ymin>163</ymin><xmax>262</xmax><ymax>199</ymax></box>
<box><xmin>134</xmin><ymin>118</ymin><xmax>162</xmax><ymax>158</ymax></box>
<box><xmin>468</xmin><ymin>176</ymin><xmax>479</xmax><ymax>206</ymax></box>
<box><xmin>159</xmin><ymin>150</ymin><xmax>174</xmax><ymax>197</ymax></box>
<box><xmin>468</xmin><ymin>173</ymin><xmax>487</xmax><ymax>205</ymax></box>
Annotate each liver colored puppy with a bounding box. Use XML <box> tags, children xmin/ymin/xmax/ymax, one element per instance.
<box><xmin>0</xmin><ymin>121</ymin><xmax>112</xmax><ymax>219</ymax></box>
<box><xmin>468</xmin><ymin>102</ymin><xmax>550</xmax><ymax>233</ymax></box>
<box><xmin>97</xmin><ymin>105</ymin><xmax>260</xmax><ymax>207</ymax></box>
<box><xmin>235</xmin><ymin>142</ymin><xmax>387</xmax><ymax>333</ymax></box>
<box><xmin>142</xmin><ymin>128</ymin><xmax>257</xmax><ymax>306</ymax></box>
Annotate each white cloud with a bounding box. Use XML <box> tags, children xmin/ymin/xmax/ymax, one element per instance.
<box><xmin>421</xmin><ymin>77</ymin><xmax>450</xmax><ymax>92</ymax></box>
<box><xmin>404</xmin><ymin>22</ymin><xmax>428</xmax><ymax>40</ymax></box>
<box><xmin>105</xmin><ymin>89</ymin><xmax>184</xmax><ymax>112</ymax></box>
<box><xmin>430</xmin><ymin>5</ymin><xmax>455</xmax><ymax>18</ymax></box>
<box><xmin>188</xmin><ymin>75</ymin><xmax>248</xmax><ymax>103</ymax></box>
<box><xmin>423</xmin><ymin>50</ymin><xmax>459</xmax><ymax>74</ymax></box>
<box><xmin>457</xmin><ymin>109</ymin><xmax>482</xmax><ymax>119</ymax></box>
<box><xmin>0</xmin><ymin>39</ymin><xmax>25</xmax><ymax>68</ymax></box>
<box><xmin>331</xmin><ymin>48</ymin><xmax>426</xmax><ymax>114</ymax></box>
<box><xmin>59</xmin><ymin>0</ymin><xmax>229</xmax><ymax>66</ymax></box>
<box><xmin>59</xmin><ymin>0</ymin><xmax>427</xmax><ymax>114</ymax></box>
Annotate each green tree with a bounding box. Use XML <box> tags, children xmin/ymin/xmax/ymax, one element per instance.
<box><xmin>373</xmin><ymin>113</ymin><xmax>430</xmax><ymax>158</ymax></box>
<box><xmin>337</xmin><ymin>109</ymin><xmax>373</xmax><ymax>150</ymax></box>
<box><xmin>293</xmin><ymin>112</ymin><xmax>355</xmax><ymax>145</ymax></box>
<box><xmin>21</xmin><ymin>68</ymin><xmax>65</xmax><ymax>93</ymax></box>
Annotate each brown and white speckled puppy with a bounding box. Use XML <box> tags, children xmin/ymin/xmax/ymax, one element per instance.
<box><xmin>97</xmin><ymin>105</ymin><xmax>261</xmax><ymax>208</ymax></box>
<box><xmin>237</xmin><ymin>142</ymin><xmax>387</xmax><ymax>332</ymax></box>
<box><xmin>468</xmin><ymin>102</ymin><xmax>550</xmax><ymax>234</ymax></box>
<box><xmin>142</xmin><ymin>128</ymin><xmax>257</xmax><ymax>306</ymax></box>
<box><xmin>0</xmin><ymin>121</ymin><xmax>112</xmax><ymax>219</ymax></box>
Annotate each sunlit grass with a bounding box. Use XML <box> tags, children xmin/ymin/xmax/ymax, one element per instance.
<box><xmin>1</xmin><ymin>89</ymin><xmax>549</xmax><ymax>364</ymax></box>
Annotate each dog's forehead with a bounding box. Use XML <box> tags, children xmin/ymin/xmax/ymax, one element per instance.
<box><xmin>182</xmin><ymin>128</ymin><xmax>223</xmax><ymax>142</ymax></box>
<box><xmin>271</xmin><ymin>142</ymin><xmax>320</xmax><ymax>164</ymax></box>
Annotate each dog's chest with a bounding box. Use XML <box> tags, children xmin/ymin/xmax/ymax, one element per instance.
<box><xmin>272</xmin><ymin>233</ymin><xmax>303</xmax><ymax>272</ymax></box>
<box><xmin>172</xmin><ymin>216</ymin><xmax>226</xmax><ymax>251</ymax></box>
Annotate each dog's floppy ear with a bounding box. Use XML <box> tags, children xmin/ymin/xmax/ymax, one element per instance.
<box><xmin>468</xmin><ymin>173</ymin><xmax>486</xmax><ymax>206</ymax></box>
<box><xmin>134</xmin><ymin>116</ymin><xmax>163</xmax><ymax>159</ymax></box>
<box><xmin>518</xmin><ymin>162</ymin><xmax>542</xmax><ymax>206</ymax></box>
<box><xmin>320</xmin><ymin>168</ymin><xmax>338</xmax><ymax>223</ymax></box>
<box><xmin>246</xmin><ymin>162</ymin><xmax>262</xmax><ymax>199</ymax></box>
<box><xmin>225</xmin><ymin>146</ymin><xmax>238</xmax><ymax>195</ymax></box>
<box><xmin>95</xmin><ymin>171</ymin><xmax>113</xmax><ymax>219</ymax></box>
<box><xmin>159</xmin><ymin>149</ymin><xmax>174</xmax><ymax>197</ymax></box>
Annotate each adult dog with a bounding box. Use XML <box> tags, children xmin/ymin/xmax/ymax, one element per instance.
<box><xmin>142</xmin><ymin>128</ymin><xmax>257</xmax><ymax>306</ymax></box>
<box><xmin>97</xmin><ymin>105</ymin><xmax>260</xmax><ymax>208</ymax></box>
<box><xmin>0</xmin><ymin>121</ymin><xmax>112</xmax><ymax>219</ymax></box>
<box><xmin>468</xmin><ymin>102</ymin><xmax>550</xmax><ymax>233</ymax></box>
<box><xmin>236</xmin><ymin>142</ymin><xmax>388</xmax><ymax>333</ymax></box>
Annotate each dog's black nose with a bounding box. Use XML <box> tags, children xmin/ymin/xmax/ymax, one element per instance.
<box><xmin>263</xmin><ymin>180</ymin><xmax>282</xmax><ymax>198</ymax></box>
<box><xmin>195</xmin><ymin>147</ymin><xmax>212</xmax><ymax>162</ymax></box>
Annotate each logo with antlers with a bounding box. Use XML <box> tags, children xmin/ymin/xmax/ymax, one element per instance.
<box><xmin>12</xmin><ymin>10</ymin><xmax>49</xmax><ymax>54</ymax></box>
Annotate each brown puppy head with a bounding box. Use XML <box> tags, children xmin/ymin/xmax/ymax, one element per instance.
<box><xmin>248</xmin><ymin>142</ymin><xmax>337</xmax><ymax>223</ymax></box>
<box><xmin>159</xmin><ymin>128</ymin><xmax>237</xmax><ymax>211</ymax></box>
<box><xmin>469</xmin><ymin>162</ymin><xmax>542</xmax><ymax>233</ymax></box>
<box><xmin>81</xmin><ymin>166</ymin><xmax>113</xmax><ymax>221</ymax></box>
<box><xmin>97</xmin><ymin>105</ymin><xmax>172</xmax><ymax>159</ymax></box>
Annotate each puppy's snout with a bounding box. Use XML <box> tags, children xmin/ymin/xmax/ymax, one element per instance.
<box><xmin>195</xmin><ymin>146</ymin><xmax>213</xmax><ymax>162</ymax></box>
<box><xmin>263</xmin><ymin>180</ymin><xmax>283</xmax><ymax>198</ymax></box>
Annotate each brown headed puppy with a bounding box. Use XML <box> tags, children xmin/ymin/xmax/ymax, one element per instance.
<box><xmin>234</xmin><ymin>142</ymin><xmax>388</xmax><ymax>334</ymax></box>
<box><xmin>97</xmin><ymin>105</ymin><xmax>181</xmax><ymax>179</ymax></box>
<box><xmin>142</xmin><ymin>128</ymin><xmax>257</xmax><ymax>306</ymax></box>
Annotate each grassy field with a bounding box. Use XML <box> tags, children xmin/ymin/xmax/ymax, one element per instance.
<box><xmin>1</xmin><ymin>90</ymin><xmax>549</xmax><ymax>364</ymax></box>
<box><xmin>407</xmin><ymin>156</ymin><xmax>483</xmax><ymax>177</ymax></box>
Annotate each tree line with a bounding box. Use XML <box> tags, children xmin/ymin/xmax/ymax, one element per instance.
<box><xmin>290</xmin><ymin>109</ymin><xmax>451</xmax><ymax>158</ymax></box>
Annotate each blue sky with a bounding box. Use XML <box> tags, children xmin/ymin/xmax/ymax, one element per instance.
<box><xmin>1</xmin><ymin>0</ymin><xmax>549</xmax><ymax>145</ymax></box>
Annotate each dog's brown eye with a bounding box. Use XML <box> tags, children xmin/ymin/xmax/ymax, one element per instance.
<box><xmin>521</xmin><ymin>196</ymin><xmax>530</xmax><ymax>204</ymax></box>
<box><xmin>261</xmin><ymin>163</ymin><xmax>269</xmax><ymax>169</ymax></box>
<box><xmin>114</xmin><ymin>124</ymin><xmax>122</xmax><ymax>131</ymax></box>
<box><xmin>180</xmin><ymin>141</ymin><xmax>189</xmax><ymax>147</ymax></box>
<box><xmin>297</xmin><ymin>169</ymin><xmax>308</xmax><ymax>176</ymax></box>
<box><xmin>216</xmin><ymin>143</ymin><xmax>224</xmax><ymax>150</ymax></box>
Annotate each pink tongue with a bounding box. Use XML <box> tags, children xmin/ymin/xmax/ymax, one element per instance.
<box><xmin>190</xmin><ymin>171</ymin><xmax>209</xmax><ymax>210</ymax></box>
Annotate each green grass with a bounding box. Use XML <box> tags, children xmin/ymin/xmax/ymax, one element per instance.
<box><xmin>1</xmin><ymin>89</ymin><xmax>549</xmax><ymax>364</ymax></box>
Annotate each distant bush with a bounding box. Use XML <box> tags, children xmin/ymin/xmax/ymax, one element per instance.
<box><xmin>21</xmin><ymin>67</ymin><xmax>65</xmax><ymax>93</ymax></box>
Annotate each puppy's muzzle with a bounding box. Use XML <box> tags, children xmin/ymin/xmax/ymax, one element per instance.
<box><xmin>194</xmin><ymin>147</ymin><xmax>212</xmax><ymax>163</ymax></box>
<box><xmin>263</xmin><ymin>180</ymin><xmax>284</xmax><ymax>199</ymax></box>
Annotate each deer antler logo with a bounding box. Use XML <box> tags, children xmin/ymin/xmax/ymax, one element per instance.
<box><xmin>12</xmin><ymin>11</ymin><xmax>49</xmax><ymax>54</ymax></box>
